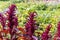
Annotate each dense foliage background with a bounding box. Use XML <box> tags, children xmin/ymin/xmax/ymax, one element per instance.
<box><xmin>0</xmin><ymin>0</ymin><xmax>60</xmax><ymax>38</ymax></box>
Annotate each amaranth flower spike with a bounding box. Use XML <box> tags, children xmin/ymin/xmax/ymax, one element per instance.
<box><xmin>7</xmin><ymin>4</ymin><xmax>18</xmax><ymax>29</ymax></box>
<box><xmin>0</xmin><ymin>13</ymin><xmax>6</xmax><ymax>30</ymax></box>
<box><xmin>25</xmin><ymin>12</ymin><xmax>37</xmax><ymax>40</ymax></box>
<box><xmin>41</xmin><ymin>24</ymin><xmax>52</xmax><ymax>40</ymax></box>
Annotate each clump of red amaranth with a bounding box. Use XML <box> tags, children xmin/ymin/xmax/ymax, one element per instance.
<box><xmin>6</xmin><ymin>4</ymin><xmax>18</xmax><ymax>40</ymax></box>
<box><xmin>41</xmin><ymin>24</ymin><xmax>52</xmax><ymax>40</ymax></box>
<box><xmin>0</xmin><ymin>13</ymin><xmax>6</xmax><ymax>30</ymax></box>
<box><xmin>25</xmin><ymin>12</ymin><xmax>38</xmax><ymax>40</ymax></box>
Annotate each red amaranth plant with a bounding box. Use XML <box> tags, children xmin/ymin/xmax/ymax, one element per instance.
<box><xmin>53</xmin><ymin>21</ymin><xmax>60</xmax><ymax>40</ymax></box>
<box><xmin>0</xmin><ymin>13</ymin><xmax>6</xmax><ymax>30</ymax></box>
<box><xmin>6</xmin><ymin>4</ymin><xmax>18</xmax><ymax>40</ymax></box>
<box><xmin>7</xmin><ymin>4</ymin><xmax>18</xmax><ymax>29</ymax></box>
<box><xmin>41</xmin><ymin>24</ymin><xmax>52</xmax><ymax>40</ymax></box>
<box><xmin>25</xmin><ymin>12</ymin><xmax>38</xmax><ymax>40</ymax></box>
<box><xmin>57</xmin><ymin>21</ymin><xmax>60</xmax><ymax>38</ymax></box>
<box><xmin>0</xmin><ymin>13</ymin><xmax>8</xmax><ymax>40</ymax></box>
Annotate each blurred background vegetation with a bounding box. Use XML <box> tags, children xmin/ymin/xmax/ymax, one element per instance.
<box><xmin>0</xmin><ymin>0</ymin><xmax>60</xmax><ymax>36</ymax></box>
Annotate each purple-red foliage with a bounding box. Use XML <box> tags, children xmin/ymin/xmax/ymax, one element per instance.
<box><xmin>7</xmin><ymin>4</ymin><xmax>18</xmax><ymax>29</ymax></box>
<box><xmin>6</xmin><ymin>4</ymin><xmax>18</xmax><ymax>40</ymax></box>
<box><xmin>0</xmin><ymin>13</ymin><xmax>6</xmax><ymax>29</ymax></box>
<box><xmin>57</xmin><ymin>21</ymin><xmax>60</xmax><ymax>37</ymax></box>
<box><xmin>25</xmin><ymin>12</ymin><xmax>37</xmax><ymax>40</ymax></box>
<box><xmin>41</xmin><ymin>24</ymin><xmax>52</xmax><ymax>40</ymax></box>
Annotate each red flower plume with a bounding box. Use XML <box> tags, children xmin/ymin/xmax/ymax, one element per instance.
<box><xmin>41</xmin><ymin>24</ymin><xmax>52</xmax><ymax>40</ymax></box>
<box><xmin>0</xmin><ymin>13</ymin><xmax>6</xmax><ymax>29</ymax></box>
